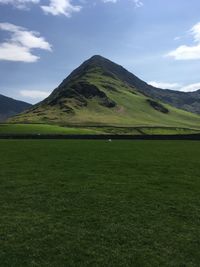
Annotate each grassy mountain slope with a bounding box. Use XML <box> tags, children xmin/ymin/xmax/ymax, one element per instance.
<box><xmin>10</xmin><ymin>56</ymin><xmax>200</xmax><ymax>130</ymax></box>
<box><xmin>138</xmin><ymin>87</ymin><xmax>200</xmax><ymax>115</ymax></box>
<box><xmin>0</xmin><ymin>94</ymin><xmax>31</xmax><ymax>122</ymax></box>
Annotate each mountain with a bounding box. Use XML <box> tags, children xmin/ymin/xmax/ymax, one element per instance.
<box><xmin>136</xmin><ymin>85</ymin><xmax>200</xmax><ymax>115</ymax></box>
<box><xmin>0</xmin><ymin>94</ymin><xmax>31</xmax><ymax>122</ymax></box>
<box><xmin>10</xmin><ymin>55</ymin><xmax>200</xmax><ymax>130</ymax></box>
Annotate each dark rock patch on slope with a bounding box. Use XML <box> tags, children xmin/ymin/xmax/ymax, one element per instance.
<box><xmin>147</xmin><ymin>99</ymin><xmax>169</xmax><ymax>114</ymax></box>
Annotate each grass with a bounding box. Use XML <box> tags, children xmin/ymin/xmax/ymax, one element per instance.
<box><xmin>0</xmin><ymin>124</ymin><xmax>104</xmax><ymax>135</ymax></box>
<box><xmin>0</xmin><ymin>140</ymin><xmax>200</xmax><ymax>266</ymax></box>
<box><xmin>1</xmin><ymin>123</ymin><xmax>200</xmax><ymax>135</ymax></box>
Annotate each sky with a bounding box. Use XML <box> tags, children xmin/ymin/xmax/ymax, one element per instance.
<box><xmin>1</xmin><ymin>0</ymin><xmax>200</xmax><ymax>104</ymax></box>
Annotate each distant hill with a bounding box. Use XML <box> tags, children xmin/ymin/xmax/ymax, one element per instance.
<box><xmin>0</xmin><ymin>94</ymin><xmax>31</xmax><ymax>122</ymax></box>
<box><xmin>9</xmin><ymin>55</ymin><xmax>200</xmax><ymax>130</ymax></box>
<box><xmin>133</xmin><ymin>84</ymin><xmax>200</xmax><ymax>115</ymax></box>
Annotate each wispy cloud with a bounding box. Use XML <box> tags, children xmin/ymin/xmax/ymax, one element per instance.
<box><xmin>0</xmin><ymin>0</ymin><xmax>143</xmax><ymax>16</ymax></box>
<box><xmin>0</xmin><ymin>22</ymin><xmax>52</xmax><ymax>62</ymax></box>
<box><xmin>181</xmin><ymin>83</ymin><xmax>200</xmax><ymax>92</ymax></box>
<box><xmin>102</xmin><ymin>0</ymin><xmax>143</xmax><ymax>7</ymax></box>
<box><xmin>102</xmin><ymin>0</ymin><xmax>117</xmax><ymax>3</ymax></box>
<box><xmin>166</xmin><ymin>22</ymin><xmax>200</xmax><ymax>60</ymax></box>
<box><xmin>148</xmin><ymin>81</ymin><xmax>181</xmax><ymax>90</ymax></box>
<box><xmin>148</xmin><ymin>81</ymin><xmax>200</xmax><ymax>92</ymax></box>
<box><xmin>0</xmin><ymin>0</ymin><xmax>82</xmax><ymax>16</ymax></box>
<box><xmin>41</xmin><ymin>0</ymin><xmax>82</xmax><ymax>17</ymax></box>
<box><xmin>133</xmin><ymin>0</ymin><xmax>143</xmax><ymax>8</ymax></box>
<box><xmin>20</xmin><ymin>90</ymin><xmax>50</xmax><ymax>99</ymax></box>
<box><xmin>0</xmin><ymin>0</ymin><xmax>39</xmax><ymax>9</ymax></box>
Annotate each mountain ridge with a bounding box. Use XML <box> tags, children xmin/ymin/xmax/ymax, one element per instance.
<box><xmin>0</xmin><ymin>94</ymin><xmax>31</xmax><ymax>122</ymax></box>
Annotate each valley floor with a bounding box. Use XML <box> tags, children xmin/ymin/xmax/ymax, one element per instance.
<box><xmin>0</xmin><ymin>140</ymin><xmax>200</xmax><ymax>266</ymax></box>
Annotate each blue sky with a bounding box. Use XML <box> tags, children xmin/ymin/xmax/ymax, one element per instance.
<box><xmin>1</xmin><ymin>0</ymin><xmax>200</xmax><ymax>103</ymax></box>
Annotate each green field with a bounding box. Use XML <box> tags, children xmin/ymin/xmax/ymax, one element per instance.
<box><xmin>1</xmin><ymin>123</ymin><xmax>200</xmax><ymax>135</ymax></box>
<box><xmin>0</xmin><ymin>124</ymin><xmax>104</xmax><ymax>135</ymax></box>
<box><xmin>0</xmin><ymin>140</ymin><xmax>200</xmax><ymax>266</ymax></box>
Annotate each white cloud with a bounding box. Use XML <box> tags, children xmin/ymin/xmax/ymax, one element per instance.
<box><xmin>102</xmin><ymin>0</ymin><xmax>117</xmax><ymax>3</ymax></box>
<box><xmin>167</xmin><ymin>45</ymin><xmax>200</xmax><ymax>60</ymax></box>
<box><xmin>191</xmin><ymin>22</ymin><xmax>200</xmax><ymax>43</ymax></box>
<box><xmin>181</xmin><ymin>83</ymin><xmax>200</xmax><ymax>92</ymax></box>
<box><xmin>0</xmin><ymin>43</ymin><xmax>39</xmax><ymax>62</ymax></box>
<box><xmin>0</xmin><ymin>0</ymin><xmax>82</xmax><ymax>15</ymax></box>
<box><xmin>102</xmin><ymin>0</ymin><xmax>143</xmax><ymax>7</ymax></box>
<box><xmin>166</xmin><ymin>22</ymin><xmax>200</xmax><ymax>60</ymax></box>
<box><xmin>0</xmin><ymin>0</ymin><xmax>143</xmax><ymax>15</ymax></box>
<box><xmin>148</xmin><ymin>81</ymin><xmax>181</xmax><ymax>90</ymax></box>
<box><xmin>20</xmin><ymin>90</ymin><xmax>50</xmax><ymax>99</ymax></box>
<box><xmin>0</xmin><ymin>22</ymin><xmax>52</xmax><ymax>62</ymax></box>
<box><xmin>174</xmin><ymin>36</ymin><xmax>181</xmax><ymax>41</ymax></box>
<box><xmin>0</xmin><ymin>0</ymin><xmax>39</xmax><ymax>9</ymax></box>
<box><xmin>133</xmin><ymin>0</ymin><xmax>143</xmax><ymax>8</ymax></box>
<box><xmin>41</xmin><ymin>0</ymin><xmax>82</xmax><ymax>17</ymax></box>
<box><xmin>148</xmin><ymin>81</ymin><xmax>200</xmax><ymax>92</ymax></box>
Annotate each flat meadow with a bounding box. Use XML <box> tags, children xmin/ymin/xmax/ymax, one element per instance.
<box><xmin>0</xmin><ymin>140</ymin><xmax>200</xmax><ymax>266</ymax></box>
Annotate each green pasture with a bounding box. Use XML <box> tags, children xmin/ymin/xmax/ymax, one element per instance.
<box><xmin>0</xmin><ymin>140</ymin><xmax>200</xmax><ymax>266</ymax></box>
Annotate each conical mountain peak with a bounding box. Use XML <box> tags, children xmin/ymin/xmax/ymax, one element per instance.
<box><xmin>84</xmin><ymin>54</ymin><xmax>123</xmax><ymax>70</ymax></box>
<box><xmin>87</xmin><ymin>55</ymin><xmax>107</xmax><ymax>61</ymax></box>
<box><xmin>10</xmin><ymin>56</ymin><xmax>200</xmax><ymax>127</ymax></box>
<box><xmin>58</xmin><ymin>54</ymin><xmax>142</xmax><ymax>90</ymax></box>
